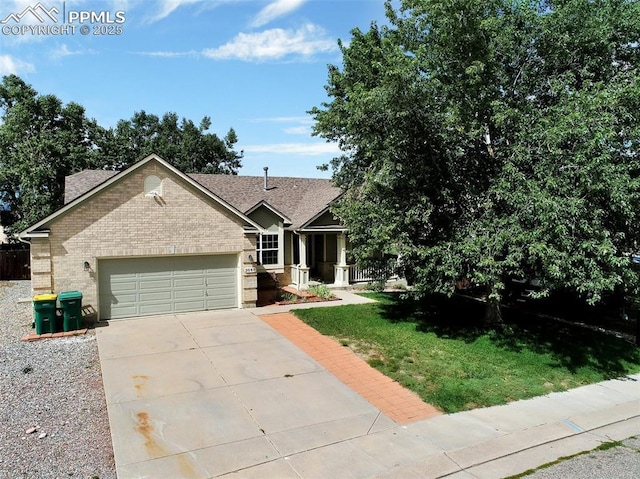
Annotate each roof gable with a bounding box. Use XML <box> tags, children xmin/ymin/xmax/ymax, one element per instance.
<box><xmin>21</xmin><ymin>154</ymin><xmax>262</xmax><ymax>236</ymax></box>
<box><xmin>190</xmin><ymin>174</ymin><xmax>341</xmax><ymax>229</ymax></box>
<box><xmin>304</xmin><ymin>208</ymin><xmax>342</xmax><ymax>228</ymax></box>
<box><xmin>246</xmin><ymin>201</ymin><xmax>292</xmax><ymax>225</ymax></box>
<box><xmin>63</xmin><ymin>162</ymin><xmax>343</xmax><ymax>230</ymax></box>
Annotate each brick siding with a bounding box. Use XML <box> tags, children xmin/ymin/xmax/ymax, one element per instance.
<box><xmin>31</xmin><ymin>161</ymin><xmax>257</xmax><ymax>315</ymax></box>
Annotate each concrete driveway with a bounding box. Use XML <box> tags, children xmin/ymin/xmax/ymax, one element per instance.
<box><xmin>96</xmin><ymin>309</ymin><xmax>396</xmax><ymax>478</ymax></box>
<box><xmin>97</xmin><ymin>308</ymin><xmax>640</xmax><ymax>479</ymax></box>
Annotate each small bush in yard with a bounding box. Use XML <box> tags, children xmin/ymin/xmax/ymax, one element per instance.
<box><xmin>278</xmin><ymin>292</ymin><xmax>299</xmax><ymax>302</ymax></box>
<box><xmin>307</xmin><ymin>284</ymin><xmax>335</xmax><ymax>299</ymax></box>
<box><xmin>363</xmin><ymin>281</ymin><xmax>386</xmax><ymax>292</ymax></box>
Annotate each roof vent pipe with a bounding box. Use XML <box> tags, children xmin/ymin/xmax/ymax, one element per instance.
<box><xmin>263</xmin><ymin>166</ymin><xmax>268</xmax><ymax>191</ymax></box>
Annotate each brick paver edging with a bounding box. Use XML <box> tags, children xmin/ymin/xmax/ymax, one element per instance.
<box><xmin>259</xmin><ymin>312</ymin><xmax>442</xmax><ymax>425</ymax></box>
<box><xmin>21</xmin><ymin>328</ymin><xmax>89</xmax><ymax>342</ymax></box>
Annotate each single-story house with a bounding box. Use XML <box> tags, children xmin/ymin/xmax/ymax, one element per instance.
<box><xmin>19</xmin><ymin>154</ymin><xmax>357</xmax><ymax>320</ymax></box>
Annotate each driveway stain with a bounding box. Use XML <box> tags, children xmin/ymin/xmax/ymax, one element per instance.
<box><xmin>134</xmin><ymin>411</ymin><xmax>165</xmax><ymax>457</ymax></box>
<box><xmin>133</xmin><ymin>374</ymin><xmax>149</xmax><ymax>393</ymax></box>
<box><xmin>134</xmin><ymin>411</ymin><xmax>200</xmax><ymax>477</ymax></box>
<box><xmin>177</xmin><ymin>453</ymin><xmax>199</xmax><ymax>478</ymax></box>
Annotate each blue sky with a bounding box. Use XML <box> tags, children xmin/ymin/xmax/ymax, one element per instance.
<box><xmin>0</xmin><ymin>0</ymin><xmax>389</xmax><ymax>178</ymax></box>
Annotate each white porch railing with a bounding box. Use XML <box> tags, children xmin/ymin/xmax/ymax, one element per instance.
<box><xmin>349</xmin><ymin>259</ymin><xmax>399</xmax><ymax>284</ymax></box>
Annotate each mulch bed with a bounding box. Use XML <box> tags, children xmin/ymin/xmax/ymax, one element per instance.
<box><xmin>275</xmin><ymin>296</ymin><xmax>341</xmax><ymax>306</ymax></box>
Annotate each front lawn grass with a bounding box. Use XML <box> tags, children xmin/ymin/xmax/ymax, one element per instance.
<box><xmin>293</xmin><ymin>293</ymin><xmax>640</xmax><ymax>413</ymax></box>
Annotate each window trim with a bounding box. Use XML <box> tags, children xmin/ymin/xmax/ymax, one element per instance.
<box><xmin>257</xmin><ymin>233</ymin><xmax>279</xmax><ymax>266</ymax></box>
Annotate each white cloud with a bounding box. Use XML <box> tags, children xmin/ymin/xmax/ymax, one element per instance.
<box><xmin>0</xmin><ymin>55</ymin><xmax>35</xmax><ymax>75</ymax></box>
<box><xmin>283</xmin><ymin>126</ymin><xmax>310</xmax><ymax>134</ymax></box>
<box><xmin>147</xmin><ymin>0</ymin><xmax>204</xmax><ymax>22</ymax></box>
<box><xmin>1</xmin><ymin>0</ymin><xmax>34</xmax><ymax>8</ymax></box>
<box><xmin>249</xmin><ymin>115</ymin><xmax>313</xmax><ymax>124</ymax></box>
<box><xmin>202</xmin><ymin>23</ymin><xmax>336</xmax><ymax>61</ymax></box>
<box><xmin>51</xmin><ymin>44</ymin><xmax>97</xmax><ymax>59</ymax></box>
<box><xmin>108</xmin><ymin>0</ymin><xmax>131</xmax><ymax>11</ymax></box>
<box><xmin>132</xmin><ymin>50</ymin><xmax>198</xmax><ymax>58</ymax></box>
<box><xmin>251</xmin><ymin>0</ymin><xmax>305</xmax><ymax>28</ymax></box>
<box><xmin>247</xmin><ymin>115</ymin><xmax>313</xmax><ymax>134</ymax></box>
<box><xmin>242</xmin><ymin>142</ymin><xmax>340</xmax><ymax>156</ymax></box>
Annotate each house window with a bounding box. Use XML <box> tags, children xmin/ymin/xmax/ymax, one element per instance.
<box><xmin>258</xmin><ymin>234</ymin><xmax>279</xmax><ymax>265</ymax></box>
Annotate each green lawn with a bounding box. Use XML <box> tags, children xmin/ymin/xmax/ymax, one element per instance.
<box><xmin>293</xmin><ymin>293</ymin><xmax>640</xmax><ymax>413</ymax></box>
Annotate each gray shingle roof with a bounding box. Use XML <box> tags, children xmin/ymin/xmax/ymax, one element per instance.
<box><xmin>64</xmin><ymin>170</ymin><xmax>119</xmax><ymax>205</ymax></box>
<box><xmin>64</xmin><ymin>170</ymin><xmax>342</xmax><ymax>229</ymax></box>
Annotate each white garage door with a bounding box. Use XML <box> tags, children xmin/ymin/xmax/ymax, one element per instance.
<box><xmin>98</xmin><ymin>255</ymin><xmax>238</xmax><ymax>319</ymax></box>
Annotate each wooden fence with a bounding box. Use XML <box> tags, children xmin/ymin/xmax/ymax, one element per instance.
<box><xmin>0</xmin><ymin>249</ymin><xmax>31</xmax><ymax>280</ymax></box>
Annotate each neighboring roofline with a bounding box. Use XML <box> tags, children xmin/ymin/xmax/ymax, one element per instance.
<box><xmin>245</xmin><ymin>200</ymin><xmax>292</xmax><ymax>225</ymax></box>
<box><xmin>19</xmin><ymin>154</ymin><xmax>264</xmax><ymax>238</ymax></box>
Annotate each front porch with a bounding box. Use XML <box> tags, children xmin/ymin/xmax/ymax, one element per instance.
<box><xmin>256</xmin><ymin>230</ymin><xmax>400</xmax><ymax>306</ymax></box>
<box><xmin>287</xmin><ymin>231</ymin><xmax>351</xmax><ymax>290</ymax></box>
<box><xmin>286</xmin><ymin>231</ymin><xmax>397</xmax><ymax>290</ymax></box>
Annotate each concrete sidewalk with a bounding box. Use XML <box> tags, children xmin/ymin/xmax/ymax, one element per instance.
<box><xmin>96</xmin><ymin>296</ymin><xmax>640</xmax><ymax>479</ymax></box>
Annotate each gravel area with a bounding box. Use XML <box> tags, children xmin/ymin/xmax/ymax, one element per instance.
<box><xmin>523</xmin><ymin>436</ymin><xmax>640</xmax><ymax>479</ymax></box>
<box><xmin>0</xmin><ymin>281</ymin><xmax>116</xmax><ymax>479</ymax></box>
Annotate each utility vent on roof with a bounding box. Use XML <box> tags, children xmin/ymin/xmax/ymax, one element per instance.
<box><xmin>144</xmin><ymin>175</ymin><xmax>162</xmax><ymax>197</ymax></box>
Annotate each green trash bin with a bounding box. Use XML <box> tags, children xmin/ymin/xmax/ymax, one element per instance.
<box><xmin>58</xmin><ymin>291</ymin><xmax>83</xmax><ymax>332</ymax></box>
<box><xmin>33</xmin><ymin>294</ymin><xmax>58</xmax><ymax>334</ymax></box>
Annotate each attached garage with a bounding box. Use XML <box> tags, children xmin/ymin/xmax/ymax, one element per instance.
<box><xmin>20</xmin><ymin>156</ymin><xmax>262</xmax><ymax>317</ymax></box>
<box><xmin>98</xmin><ymin>255</ymin><xmax>239</xmax><ymax>319</ymax></box>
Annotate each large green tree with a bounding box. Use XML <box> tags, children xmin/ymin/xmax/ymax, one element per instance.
<box><xmin>94</xmin><ymin>111</ymin><xmax>242</xmax><ymax>174</ymax></box>
<box><xmin>0</xmin><ymin>76</ymin><xmax>243</xmax><ymax>237</ymax></box>
<box><xmin>311</xmin><ymin>0</ymin><xmax>640</xmax><ymax>323</ymax></box>
<box><xmin>0</xmin><ymin>74</ymin><xmax>99</xmax><ymax>234</ymax></box>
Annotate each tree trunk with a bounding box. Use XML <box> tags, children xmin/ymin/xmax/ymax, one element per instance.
<box><xmin>484</xmin><ymin>280</ymin><xmax>504</xmax><ymax>329</ymax></box>
<box><xmin>484</xmin><ymin>295</ymin><xmax>503</xmax><ymax>327</ymax></box>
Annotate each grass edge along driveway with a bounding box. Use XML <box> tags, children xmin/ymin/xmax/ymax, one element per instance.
<box><xmin>293</xmin><ymin>293</ymin><xmax>640</xmax><ymax>413</ymax></box>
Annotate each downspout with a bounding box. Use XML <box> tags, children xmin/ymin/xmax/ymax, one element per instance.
<box><xmin>18</xmin><ymin>234</ymin><xmax>31</xmax><ymax>245</ymax></box>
